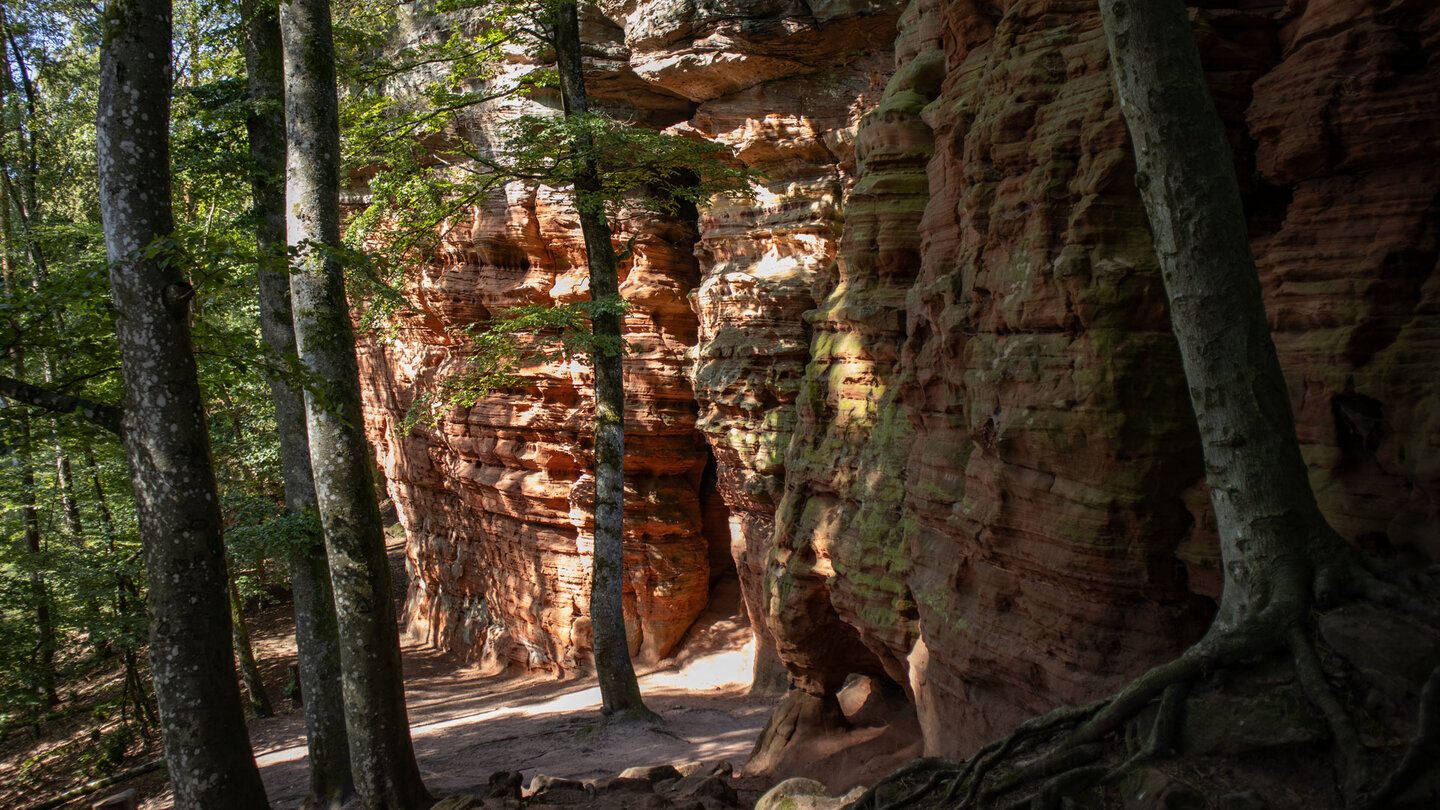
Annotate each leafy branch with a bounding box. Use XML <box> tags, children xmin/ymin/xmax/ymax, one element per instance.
<box><xmin>396</xmin><ymin>295</ymin><xmax>628</xmax><ymax>434</ymax></box>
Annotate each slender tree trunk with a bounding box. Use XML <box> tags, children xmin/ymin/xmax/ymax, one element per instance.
<box><xmin>17</xmin><ymin>406</ymin><xmax>59</xmax><ymax>706</ymax></box>
<box><xmin>242</xmin><ymin>0</ymin><xmax>352</xmax><ymax>803</ymax></box>
<box><xmin>98</xmin><ymin>2</ymin><xmax>270</xmax><ymax>807</ymax></box>
<box><xmin>1097</xmin><ymin>0</ymin><xmax>1348</xmax><ymax>630</ymax></box>
<box><xmin>0</xmin><ymin>2</ymin><xmax>47</xmax><ymax>285</ymax></box>
<box><xmin>84</xmin><ymin>446</ymin><xmax>156</xmax><ymax>730</ymax></box>
<box><xmin>584</xmin><ymin>203</ymin><xmax>646</xmax><ymax>716</ymax></box>
<box><xmin>5</xmin><ymin>384</ymin><xmax>59</xmax><ymax>706</ymax></box>
<box><xmin>54</xmin><ymin>452</ymin><xmax>82</xmax><ymax>538</ymax></box>
<box><xmin>54</xmin><ymin>444</ymin><xmax>108</xmax><ymax>658</ymax></box>
<box><xmin>2</xmin><ymin>36</ymin><xmax>87</xmax><ymax>672</ymax></box>
<box><xmin>552</xmin><ymin>0</ymin><xmax>652</xmax><ymax>720</ymax></box>
<box><xmin>38</xmin><ymin>318</ymin><xmax>92</xmax><ymax>649</ymax></box>
<box><xmin>121</xmin><ymin>647</ymin><xmax>156</xmax><ymax>730</ymax></box>
<box><xmin>280</xmin><ymin>1</ymin><xmax>429</xmax><ymax>806</ymax></box>
<box><xmin>288</xmin><ymin>536</ymin><xmax>352</xmax><ymax>808</ymax></box>
<box><xmin>85</xmin><ymin>446</ymin><xmax>125</xmax><ymax>613</ymax></box>
<box><xmin>229</xmin><ymin>566</ymin><xmax>275</xmax><ymax>717</ymax></box>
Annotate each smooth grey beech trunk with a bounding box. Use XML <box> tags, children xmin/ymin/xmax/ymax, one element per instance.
<box><xmin>1096</xmin><ymin>0</ymin><xmax>1349</xmax><ymax>629</ymax></box>
<box><xmin>241</xmin><ymin>0</ymin><xmax>352</xmax><ymax>803</ymax></box>
<box><xmin>553</xmin><ymin>0</ymin><xmax>652</xmax><ymax>719</ymax></box>
<box><xmin>279</xmin><ymin>1</ymin><xmax>429</xmax><ymax>807</ymax></box>
<box><xmin>97</xmin><ymin>1</ymin><xmax>270</xmax><ymax>807</ymax></box>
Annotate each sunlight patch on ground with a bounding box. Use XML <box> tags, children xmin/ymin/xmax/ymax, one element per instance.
<box><xmin>644</xmin><ymin>641</ymin><xmax>754</xmax><ymax>694</ymax></box>
<box><xmin>255</xmin><ymin>635</ymin><xmax>759</xmax><ymax>770</ymax></box>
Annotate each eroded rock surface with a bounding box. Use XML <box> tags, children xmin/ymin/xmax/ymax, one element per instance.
<box><xmin>360</xmin><ymin>0</ymin><xmax>1440</xmax><ymax>768</ymax></box>
<box><xmin>359</xmin><ymin>182</ymin><xmax>711</xmax><ymax>670</ymax></box>
<box><xmin>358</xmin><ymin>0</ymin><xmax>902</xmax><ymax>675</ymax></box>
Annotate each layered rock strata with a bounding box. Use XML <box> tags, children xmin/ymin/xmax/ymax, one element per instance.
<box><xmin>761</xmin><ymin>0</ymin><xmax>941</xmax><ymax>697</ymax></box>
<box><xmin>358</xmin><ymin>0</ymin><xmax>903</xmax><ymax>673</ymax></box>
<box><xmin>359</xmin><ymin>0</ymin><xmax>1440</xmax><ymax>764</ymax></box>
<box><xmin>682</xmin><ymin>4</ymin><xmax>899</xmax><ymax>689</ymax></box>
<box><xmin>360</xmin><ymin>181</ymin><xmax>713</xmax><ymax>670</ymax></box>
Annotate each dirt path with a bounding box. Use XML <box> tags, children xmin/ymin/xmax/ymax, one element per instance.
<box><xmin>16</xmin><ymin>533</ymin><xmax>913</xmax><ymax>810</ymax></box>
<box><xmin>238</xmin><ymin>540</ymin><xmax>774</xmax><ymax>808</ymax></box>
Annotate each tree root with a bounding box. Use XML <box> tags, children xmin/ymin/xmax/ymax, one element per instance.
<box><xmin>846</xmin><ymin>580</ymin><xmax>1440</xmax><ymax>810</ymax></box>
<box><xmin>1362</xmin><ymin>663</ymin><xmax>1440</xmax><ymax>809</ymax></box>
<box><xmin>1350</xmin><ymin>566</ymin><xmax>1440</xmax><ymax>627</ymax></box>
<box><xmin>1112</xmin><ymin>680</ymin><xmax>1188</xmax><ymax>775</ymax></box>
<box><xmin>1002</xmin><ymin>763</ymin><xmax>1108</xmax><ymax>810</ymax></box>
<box><xmin>1289</xmin><ymin>624</ymin><xmax>1364</xmax><ymax>795</ymax></box>
<box><xmin>846</xmin><ymin>759</ymin><xmax>957</xmax><ymax>810</ymax></box>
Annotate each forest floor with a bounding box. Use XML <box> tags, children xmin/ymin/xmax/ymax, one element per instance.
<box><xmin>0</xmin><ymin>654</ymin><xmax>165</xmax><ymax>810</ymax></box>
<box><xmin>243</xmin><ymin>533</ymin><xmax>778</xmax><ymax>809</ymax></box>
<box><xmin>0</xmin><ymin>528</ymin><xmax>784</xmax><ymax>810</ymax></box>
<box><xmin>5</xmin><ymin>526</ymin><xmax>922</xmax><ymax>810</ymax></box>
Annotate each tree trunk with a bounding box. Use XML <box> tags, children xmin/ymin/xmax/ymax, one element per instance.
<box><xmin>98</xmin><ymin>2</ymin><xmax>270</xmax><ymax>807</ymax></box>
<box><xmin>54</xmin><ymin>444</ymin><xmax>108</xmax><ymax>659</ymax></box>
<box><xmin>241</xmin><ymin>0</ymin><xmax>352</xmax><ymax>801</ymax></box>
<box><xmin>279</xmin><ymin>1</ymin><xmax>429</xmax><ymax>807</ymax></box>
<box><xmin>1097</xmin><ymin>0</ymin><xmax>1347</xmax><ymax>629</ymax></box>
<box><xmin>289</xmin><ymin>537</ymin><xmax>352</xmax><ymax>808</ymax></box>
<box><xmin>0</xmin><ymin>1</ymin><xmax>48</xmax><ymax>285</ymax></box>
<box><xmin>552</xmin><ymin>0</ymin><xmax>651</xmax><ymax>720</ymax></box>
<box><xmin>229</xmin><ymin>567</ymin><xmax>275</xmax><ymax>717</ymax></box>
<box><xmin>84</xmin><ymin>445</ymin><xmax>155</xmax><ymax>729</ymax></box>
<box><xmin>5</xmin><ymin>391</ymin><xmax>59</xmax><ymax>707</ymax></box>
<box><xmin>54</xmin><ymin>452</ymin><xmax>83</xmax><ymax>539</ymax></box>
<box><xmin>18</xmin><ymin>409</ymin><xmax>59</xmax><ymax>706</ymax></box>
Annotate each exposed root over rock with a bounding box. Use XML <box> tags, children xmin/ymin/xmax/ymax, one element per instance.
<box><xmin>845</xmin><ymin>573</ymin><xmax>1440</xmax><ymax>810</ymax></box>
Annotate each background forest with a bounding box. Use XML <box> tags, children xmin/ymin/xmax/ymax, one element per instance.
<box><xmin>0</xmin><ymin>0</ymin><xmax>404</xmax><ymax>793</ymax></box>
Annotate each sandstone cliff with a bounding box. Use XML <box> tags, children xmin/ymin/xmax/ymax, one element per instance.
<box><xmin>358</xmin><ymin>0</ymin><xmax>1440</xmax><ymax>761</ymax></box>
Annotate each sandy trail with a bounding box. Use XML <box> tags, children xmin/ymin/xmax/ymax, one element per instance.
<box><xmin>242</xmin><ymin>543</ymin><xmax>772</xmax><ymax>808</ymax></box>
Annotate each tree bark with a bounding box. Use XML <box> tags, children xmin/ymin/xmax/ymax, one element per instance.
<box><xmin>54</xmin><ymin>451</ymin><xmax>83</xmax><ymax>539</ymax></box>
<box><xmin>552</xmin><ymin>0</ymin><xmax>651</xmax><ymax>719</ymax></box>
<box><xmin>1097</xmin><ymin>0</ymin><xmax>1347</xmax><ymax>632</ymax></box>
<box><xmin>18</xmin><ymin>407</ymin><xmax>59</xmax><ymax>706</ymax></box>
<box><xmin>229</xmin><ymin>568</ymin><xmax>275</xmax><ymax>718</ymax></box>
<box><xmin>279</xmin><ymin>1</ymin><xmax>429</xmax><ymax>806</ymax></box>
<box><xmin>242</xmin><ymin>0</ymin><xmax>352</xmax><ymax>802</ymax></box>
<box><xmin>98</xmin><ymin>1</ymin><xmax>270</xmax><ymax>807</ymax></box>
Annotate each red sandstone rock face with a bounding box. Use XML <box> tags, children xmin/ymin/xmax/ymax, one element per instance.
<box><xmin>358</xmin><ymin>0</ymin><xmax>902</xmax><ymax>675</ymax></box>
<box><xmin>358</xmin><ymin>174</ymin><xmax>714</xmax><ymax>670</ymax></box>
<box><xmin>682</xmin><ymin>8</ymin><xmax>898</xmax><ymax>687</ymax></box>
<box><xmin>886</xmin><ymin>0</ymin><xmax>1437</xmax><ymax>757</ymax></box>
<box><xmin>1249</xmin><ymin>0</ymin><xmax>1440</xmax><ymax>565</ymax></box>
<box><xmin>762</xmin><ymin>0</ymin><xmax>942</xmax><ymax>697</ymax></box>
<box><xmin>359</xmin><ymin>0</ymin><xmax>1440</xmax><ymax>763</ymax></box>
<box><xmin>895</xmin><ymin>2</ymin><xmax>1225</xmax><ymax>755</ymax></box>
